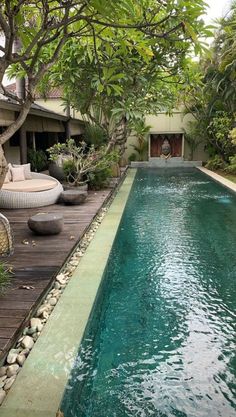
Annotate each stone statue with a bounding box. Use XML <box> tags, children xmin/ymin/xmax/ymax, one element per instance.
<box><xmin>160</xmin><ymin>138</ymin><xmax>171</xmax><ymax>159</ymax></box>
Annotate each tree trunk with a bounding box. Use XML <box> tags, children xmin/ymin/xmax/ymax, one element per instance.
<box><xmin>106</xmin><ymin>116</ymin><xmax>130</xmax><ymax>155</ymax></box>
<box><xmin>0</xmin><ymin>97</ymin><xmax>33</xmax><ymax>189</ymax></box>
<box><xmin>0</xmin><ymin>145</ymin><xmax>8</xmax><ymax>189</ymax></box>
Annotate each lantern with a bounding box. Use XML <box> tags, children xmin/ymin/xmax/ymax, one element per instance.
<box><xmin>0</xmin><ymin>214</ymin><xmax>14</xmax><ymax>257</ymax></box>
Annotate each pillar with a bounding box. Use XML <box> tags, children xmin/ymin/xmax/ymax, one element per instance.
<box><xmin>19</xmin><ymin>126</ymin><xmax>27</xmax><ymax>164</ymax></box>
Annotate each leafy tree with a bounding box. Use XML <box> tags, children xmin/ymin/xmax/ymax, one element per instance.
<box><xmin>0</xmin><ymin>0</ymin><xmax>209</xmax><ymax>184</ymax></box>
<box><xmin>41</xmin><ymin>1</ymin><xmax>209</xmax><ymax>155</ymax></box>
<box><xmin>181</xmin><ymin>3</ymin><xmax>236</xmax><ymax>162</ymax></box>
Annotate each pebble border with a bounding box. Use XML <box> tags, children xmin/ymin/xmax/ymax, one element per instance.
<box><xmin>0</xmin><ymin>172</ymin><xmax>127</xmax><ymax>406</ymax></box>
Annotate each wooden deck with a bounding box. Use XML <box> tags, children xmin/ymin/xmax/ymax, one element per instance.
<box><xmin>0</xmin><ymin>188</ymin><xmax>111</xmax><ymax>362</ymax></box>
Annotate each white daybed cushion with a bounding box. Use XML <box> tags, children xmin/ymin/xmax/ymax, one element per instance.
<box><xmin>2</xmin><ymin>178</ymin><xmax>58</xmax><ymax>193</ymax></box>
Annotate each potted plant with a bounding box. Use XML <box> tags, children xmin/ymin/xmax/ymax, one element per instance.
<box><xmin>47</xmin><ymin>139</ymin><xmax>118</xmax><ymax>190</ymax></box>
<box><xmin>47</xmin><ymin>143</ymin><xmax>70</xmax><ymax>181</ymax></box>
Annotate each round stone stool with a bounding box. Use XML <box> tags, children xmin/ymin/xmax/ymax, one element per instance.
<box><xmin>60</xmin><ymin>190</ymin><xmax>87</xmax><ymax>205</ymax></box>
<box><xmin>28</xmin><ymin>213</ymin><xmax>64</xmax><ymax>235</ymax></box>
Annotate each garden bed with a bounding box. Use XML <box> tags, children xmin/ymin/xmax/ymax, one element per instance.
<box><xmin>214</xmin><ymin>171</ymin><xmax>236</xmax><ymax>184</ymax></box>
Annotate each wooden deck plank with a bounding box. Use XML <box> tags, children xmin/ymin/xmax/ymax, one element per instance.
<box><xmin>0</xmin><ymin>188</ymin><xmax>112</xmax><ymax>362</ymax></box>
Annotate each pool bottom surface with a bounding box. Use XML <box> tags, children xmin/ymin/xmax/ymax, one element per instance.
<box><xmin>61</xmin><ymin>168</ymin><xmax>236</xmax><ymax>417</ymax></box>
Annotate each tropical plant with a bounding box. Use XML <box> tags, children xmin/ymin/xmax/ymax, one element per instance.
<box><xmin>182</xmin><ymin>2</ymin><xmax>236</xmax><ymax>164</ymax></box>
<box><xmin>229</xmin><ymin>127</ymin><xmax>236</xmax><ymax>146</ymax></box>
<box><xmin>27</xmin><ymin>149</ymin><xmax>48</xmax><ymax>172</ymax></box>
<box><xmin>47</xmin><ymin>139</ymin><xmax>118</xmax><ymax>186</ymax></box>
<box><xmin>88</xmin><ymin>166</ymin><xmax>112</xmax><ymax>190</ymax></box>
<box><xmin>130</xmin><ymin>120</ymin><xmax>151</xmax><ymax>161</ymax></box>
<box><xmin>207</xmin><ymin>112</ymin><xmax>235</xmax><ymax>161</ymax></box>
<box><xmin>224</xmin><ymin>155</ymin><xmax>236</xmax><ymax>174</ymax></box>
<box><xmin>128</xmin><ymin>153</ymin><xmax>137</xmax><ymax>162</ymax></box>
<box><xmin>205</xmin><ymin>155</ymin><xmax>226</xmax><ymax>171</ymax></box>
<box><xmin>83</xmin><ymin>124</ymin><xmax>108</xmax><ymax>147</ymax></box>
<box><xmin>0</xmin><ymin>262</ymin><xmax>11</xmax><ymax>295</ymax></box>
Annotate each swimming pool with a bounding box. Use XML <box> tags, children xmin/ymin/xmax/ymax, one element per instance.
<box><xmin>61</xmin><ymin>168</ymin><xmax>236</xmax><ymax>417</ymax></box>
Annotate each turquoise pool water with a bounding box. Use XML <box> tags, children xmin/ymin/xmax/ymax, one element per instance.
<box><xmin>61</xmin><ymin>169</ymin><xmax>236</xmax><ymax>417</ymax></box>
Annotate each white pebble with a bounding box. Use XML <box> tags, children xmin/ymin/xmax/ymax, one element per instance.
<box><xmin>21</xmin><ymin>336</ymin><xmax>34</xmax><ymax>350</ymax></box>
<box><xmin>0</xmin><ymin>367</ymin><xmax>7</xmax><ymax>377</ymax></box>
<box><xmin>4</xmin><ymin>376</ymin><xmax>16</xmax><ymax>390</ymax></box>
<box><xmin>0</xmin><ymin>389</ymin><xmax>6</xmax><ymax>405</ymax></box>
<box><xmin>7</xmin><ymin>364</ymin><xmax>19</xmax><ymax>378</ymax></box>
<box><xmin>48</xmin><ymin>297</ymin><xmax>57</xmax><ymax>306</ymax></box>
<box><xmin>16</xmin><ymin>354</ymin><xmax>26</xmax><ymax>366</ymax></box>
<box><xmin>6</xmin><ymin>349</ymin><xmax>19</xmax><ymax>364</ymax></box>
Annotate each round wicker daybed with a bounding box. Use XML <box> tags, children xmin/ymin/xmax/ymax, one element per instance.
<box><xmin>0</xmin><ymin>173</ymin><xmax>63</xmax><ymax>209</ymax></box>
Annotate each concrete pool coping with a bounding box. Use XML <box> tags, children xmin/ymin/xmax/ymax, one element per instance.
<box><xmin>197</xmin><ymin>167</ymin><xmax>236</xmax><ymax>194</ymax></box>
<box><xmin>0</xmin><ymin>169</ymin><xmax>136</xmax><ymax>417</ymax></box>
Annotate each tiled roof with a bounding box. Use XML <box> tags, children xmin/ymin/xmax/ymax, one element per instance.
<box><xmin>5</xmin><ymin>83</ymin><xmax>62</xmax><ymax>99</ymax></box>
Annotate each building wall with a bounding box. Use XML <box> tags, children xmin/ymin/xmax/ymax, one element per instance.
<box><xmin>124</xmin><ymin>112</ymin><xmax>208</xmax><ymax>163</ymax></box>
<box><xmin>36</xmin><ymin>98</ymin><xmax>83</xmax><ymax>120</ymax></box>
<box><xmin>3</xmin><ymin>141</ymin><xmax>20</xmax><ymax>164</ymax></box>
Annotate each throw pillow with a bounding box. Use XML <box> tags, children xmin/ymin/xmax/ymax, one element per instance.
<box><xmin>11</xmin><ymin>166</ymin><xmax>26</xmax><ymax>182</ymax></box>
<box><xmin>12</xmin><ymin>163</ymin><xmax>32</xmax><ymax>179</ymax></box>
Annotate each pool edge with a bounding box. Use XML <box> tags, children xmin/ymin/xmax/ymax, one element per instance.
<box><xmin>0</xmin><ymin>169</ymin><xmax>137</xmax><ymax>417</ymax></box>
<box><xmin>197</xmin><ymin>167</ymin><xmax>236</xmax><ymax>193</ymax></box>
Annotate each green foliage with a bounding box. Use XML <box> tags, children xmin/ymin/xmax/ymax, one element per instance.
<box><xmin>62</xmin><ymin>159</ymin><xmax>77</xmax><ymax>183</ymax></box>
<box><xmin>131</xmin><ymin>141</ymin><xmax>148</xmax><ymax>161</ymax></box>
<box><xmin>184</xmin><ymin>121</ymin><xmax>204</xmax><ymax>161</ymax></box>
<box><xmin>0</xmin><ymin>263</ymin><xmax>11</xmax><ymax>295</ymax></box>
<box><xmin>45</xmin><ymin>0</ymin><xmax>209</xmax><ymax>154</ymax></box>
<box><xmin>47</xmin><ymin>139</ymin><xmax>118</xmax><ymax>185</ymax></box>
<box><xmin>207</xmin><ymin>112</ymin><xmax>235</xmax><ymax>160</ymax></box>
<box><xmin>130</xmin><ymin>119</ymin><xmax>150</xmax><ymax>161</ymax></box>
<box><xmin>0</xmin><ymin>0</ymin><xmax>211</xmax><ymax>157</ymax></box>
<box><xmin>47</xmin><ymin>143</ymin><xmax>66</xmax><ymax>163</ymax></box>
<box><xmin>205</xmin><ymin>155</ymin><xmax>226</xmax><ymax>171</ymax></box>
<box><xmin>128</xmin><ymin>152</ymin><xmax>137</xmax><ymax>162</ymax></box>
<box><xmin>229</xmin><ymin>127</ymin><xmax>236</xmax><ymax>146</ymax></box>
<box><xmin>182</xmin><ymin>3</ymin><xmax>236</xmax><ymax>162</ymax></box>
<box><xmin>83</xmin><ymin>124</ymin><xmax>108</xmax><ymax>147</ymax></box>
<box><xmin>27</xmin><ymin>149</ymin><xmax>48</xmax><ymax>172</ymax></box>
<box><xmin>88</xmin><ymin>166</ymin><xmax>112</xmax><ymax>190</ymax></box>
<box><xmin>224</xmin><ymin>155</ymin><xmax>236</xmax><ymax>174</ymax></box>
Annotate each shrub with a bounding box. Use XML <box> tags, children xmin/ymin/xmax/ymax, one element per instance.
<box><xmin>128</xmin><ymin>153</ymin><xmax>137</xmax><ymax>162</ymax></box>
<box><xmin>224</xmin><ymin>155</ymin><xmax>236</xmax><ymax>174</ymax></box>
<box><xmin>88</xmin><ymin>166</ymin><xmax>112</xmax><ymax>190</ymax></box>
<box><xmin>62</xmin><ymin>159</ymin><xmax>77</xmax><ymax>183</ymax></box>
<box><xmin>229</xmin><ymin>127</ymin><xmax>236</xmax><ymax>146</ymax></box>
<box><xmin>205</xmin><ymin>155</ymin><xmax>226</xmax><ymax>171</ymax></box>
<box><xmin>27</xmin><ymin>149</ymin><xmax>48</xmax><ymax>172</ymax></box>
<box><xmin>0</xmin><ymin>263</ymin><xmax>11</xmax><ymax>294</ymax></box>
<box><xmin>83</xmin><ymin>124</ymin><xmax>108</xmax><ymax>147</ymax></box>
<box><xmin>48</xmin><ymin>139</ymin><xmax>118</xmax><ymax>186</ymax></box>
<box><xmin>207</xmin><ymin>112</ymin><xmax>235</xmax><ymax>160</ymax></box>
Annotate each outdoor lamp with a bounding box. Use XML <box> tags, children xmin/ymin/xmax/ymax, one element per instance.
<box><xmin>0</xmin><ymin>213</ymin><xmax>14</xmax><ymax>257</ymax></box>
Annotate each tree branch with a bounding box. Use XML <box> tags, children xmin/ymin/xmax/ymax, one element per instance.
<box><xmin>0</xmin><ymin>96</ymin><xmax>33</xmax><ymax>145</ymax></box>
